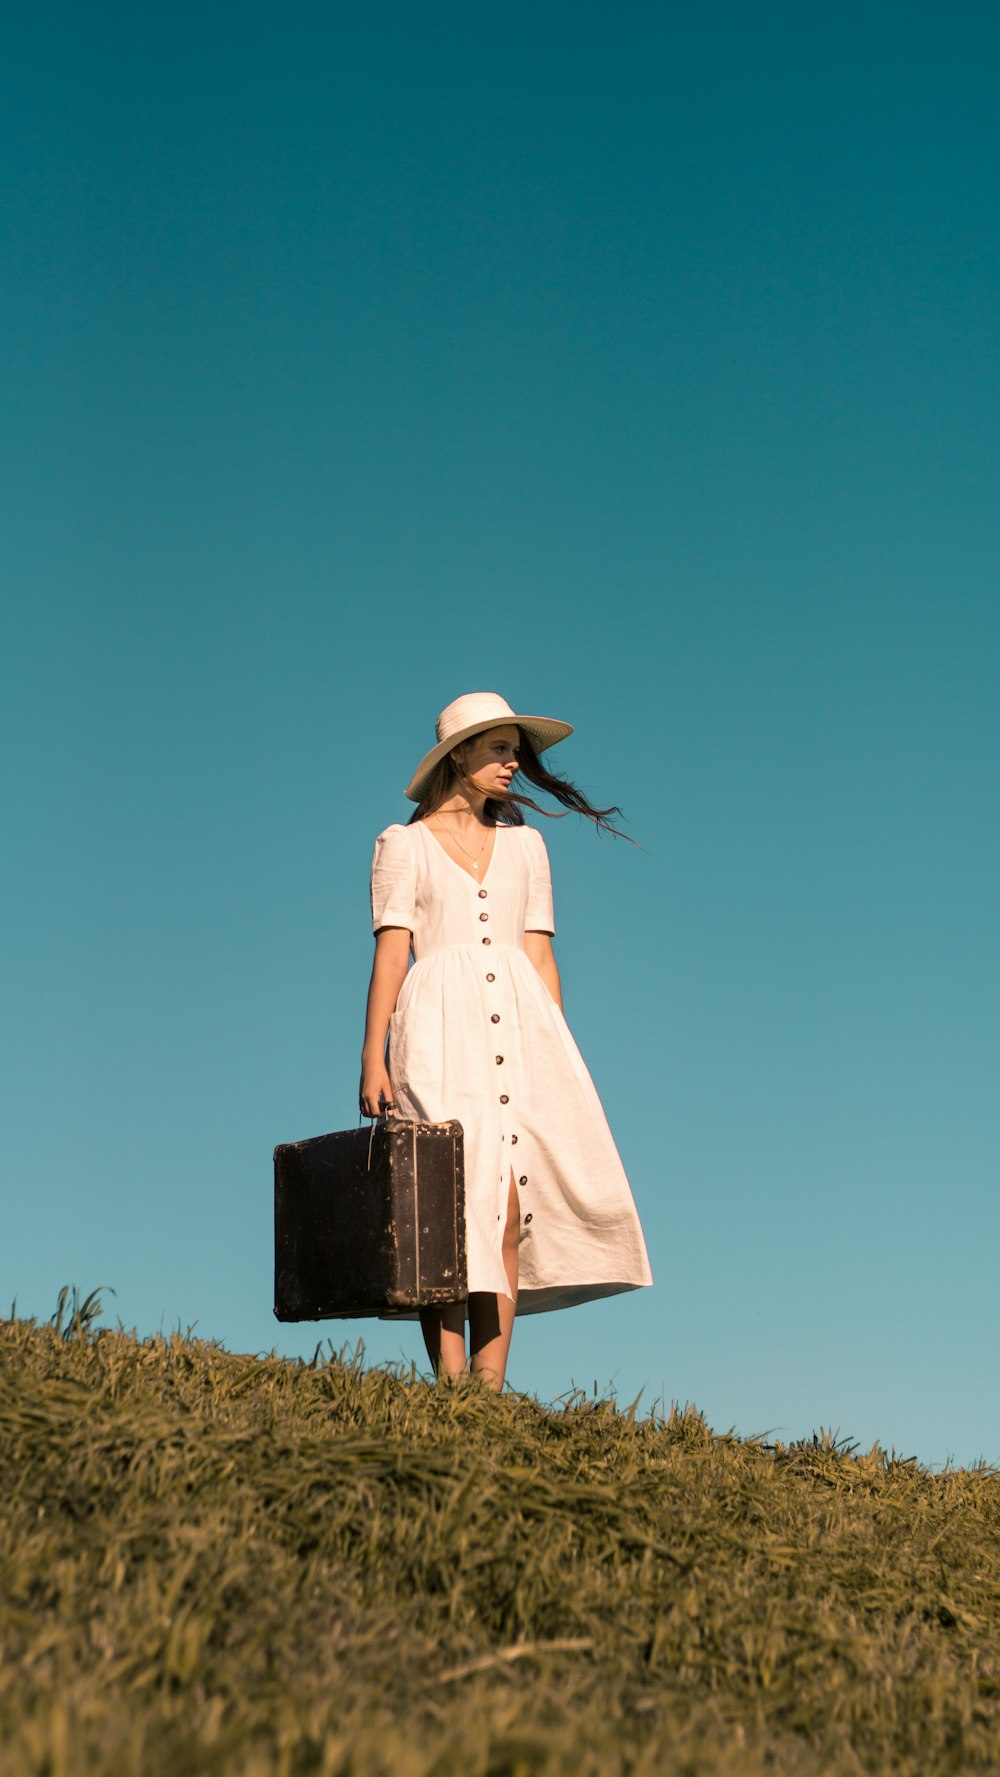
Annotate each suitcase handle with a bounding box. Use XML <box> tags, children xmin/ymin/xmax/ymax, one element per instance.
<box><xmin>362</xmin><ymin>1102</ymin><xmax>397</xmax><ymax>1171</ymax></box>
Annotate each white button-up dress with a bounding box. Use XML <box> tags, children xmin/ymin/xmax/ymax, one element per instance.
<box><xmin>371</xmin><ymin>821</ymin><xmax>653</xmax><ymax>1314</ymax></box>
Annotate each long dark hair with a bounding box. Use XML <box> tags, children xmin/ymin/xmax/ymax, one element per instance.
<box><xmin>408</xmin><ymin>730</ymin><xmax>628</xmax><ymax>839</ymax></box>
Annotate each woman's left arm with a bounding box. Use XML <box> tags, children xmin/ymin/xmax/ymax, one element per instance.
<box><xmin>524</xmin><ymin>931</ymin><xmax>563</xmax><ymax>1011</ymax></box>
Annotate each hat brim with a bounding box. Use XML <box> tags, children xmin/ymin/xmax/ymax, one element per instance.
<box><xmin>405</xmin><ymin>713</ymin><xmax>573</xmax><ymax>802</ymax></box>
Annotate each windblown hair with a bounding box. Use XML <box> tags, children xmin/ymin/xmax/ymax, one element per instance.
<box><xmin>408</xmin><ymin>731</ymin><xmax>629</xmax><ymax>839</ymax></box>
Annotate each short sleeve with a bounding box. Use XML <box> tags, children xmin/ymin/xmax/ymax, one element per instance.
<box><xmin>524</xmin><ymin>828</ymin><xmax>555</xmax><ymax>934</ymax></box>
<box><xmin>370</xmin><ymin>825</ymin><xmax>416</xmax><ymax>933</ymax></box>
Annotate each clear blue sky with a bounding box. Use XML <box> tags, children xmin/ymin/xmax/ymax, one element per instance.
<box><xmin>4</xmin><ymin>2</ymin><xmax>998</xmax><ymax>1465</ymax></box>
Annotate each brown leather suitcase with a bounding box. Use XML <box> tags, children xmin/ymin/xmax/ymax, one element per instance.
<box><xmin>273</xmin><ymin>1119</ymin><xmax>467</xmax><ymax>1320</ymax></box>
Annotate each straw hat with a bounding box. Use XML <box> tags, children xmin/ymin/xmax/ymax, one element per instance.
<box><xmin>405</xmin><ymin>692</ymin><xmax>573</xmax><ymax>802</ymax></box>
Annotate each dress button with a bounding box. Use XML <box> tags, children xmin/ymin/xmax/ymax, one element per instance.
<box><xmin>500</xmin><ymin>1094</ymin><xmax>509</xmax><ymax>1104</ymax></box>
<box><xmin>486</xmin><ymin>972</ymin><xmax>495</xmax><ymax>982</ymax></box>
<box><xmin>491</xmin><ymin>1014</ymin><xmax>500</xmax><ymax>1024</ymax></box>
<box><xmin>524</xmin><ymin>1214</ymin><xmax>533</xmax><ymax>1224</ymax></box>
<box><xmin>479</xmin><ymin>912</ymin><xmax>489</xmax><ymax>922</ymax></box>
<box><xmin>519</xmin><ymin>1176</ymin><xmax>527</xmax><ymax>1186</ymax></box>
<box><xmin>482</xmin><ymin>937</ymin><xmax>491</xmax><ymax>946</ymax></box>
<box><xmin>478</xmin><ymin>889</ymin><xmax>487</xmax><ymax>899</ymax></box>
<box><xmin>495</xmin><ymin>1055</ymin><xmax>504</xmax><ymax>1065</ymax></box>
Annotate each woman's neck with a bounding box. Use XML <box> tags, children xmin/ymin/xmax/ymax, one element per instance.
<box><xmin>430</xmin><ymin>792</ymin><xmax>489</xmax><ymax>826</ymax></box>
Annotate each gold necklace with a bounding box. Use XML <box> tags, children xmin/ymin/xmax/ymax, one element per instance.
<box><xmin>433</xmin><ymin>819</ymin><xmax>491</xmax><ymax>870</ymax></box>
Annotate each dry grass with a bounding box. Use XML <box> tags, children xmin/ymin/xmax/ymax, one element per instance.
<box><xmin>1</xmin><ymin>1289</ymin><xmax>998</xmax><ymax>1775</ymax></box>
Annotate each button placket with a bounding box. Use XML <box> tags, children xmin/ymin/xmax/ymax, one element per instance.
<box><xmin>481</xmin><ymin>939</ymin><xmax>523</xmax><ymax>1254</ymax></box>
<box><xmin>496</xmin><ymin>1048</ymin><xmax>511</xmax><ymax>1223</ymax></box>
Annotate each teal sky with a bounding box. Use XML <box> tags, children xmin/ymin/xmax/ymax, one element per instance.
<box><xmin>4</xmin><ymin>2</ymin><xmax>998</xmax><ymax>1464</ymax></box>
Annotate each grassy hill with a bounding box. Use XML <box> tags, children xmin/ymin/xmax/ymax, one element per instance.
<box><xmin>2</xmin><ymin>1293</ymin><xmax>998</xmax><ymax>1776</ymax></box>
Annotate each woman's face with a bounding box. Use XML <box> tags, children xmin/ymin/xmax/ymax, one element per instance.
<box><xmin>455</xmin><ymin>724</ymin><xmax>521</xmax><ymax>797</ymax></box>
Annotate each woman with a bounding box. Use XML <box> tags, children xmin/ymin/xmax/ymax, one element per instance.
<box><xmin>359</xmin><ymin>692</ymin><xmax>652</xmax><ymax>1390</ymax></box>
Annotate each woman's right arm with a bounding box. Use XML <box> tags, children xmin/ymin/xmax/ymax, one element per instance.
<box><xmin>359</xmin><ymin>925</ymin><xmax>412</xmax><ymax>1117</ymax></box>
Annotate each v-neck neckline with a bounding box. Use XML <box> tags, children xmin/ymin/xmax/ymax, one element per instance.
<box><xmin>422</xmin><ymin>820</ymin><xmax>498</xmax><ymax>886</ymax></box>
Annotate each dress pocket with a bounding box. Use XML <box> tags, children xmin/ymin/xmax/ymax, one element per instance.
<box><xmin>387</xmin><ymin>1010</ymin><xmax>406</xmax><ymax>1081</ymax></box>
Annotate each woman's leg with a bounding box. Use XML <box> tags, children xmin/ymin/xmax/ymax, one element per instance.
<box><xmin>469</xmin><ymin>1174</ymin><xmax>520</xmax><ymax>1391</ymax></box>
<box><xmin>419</xmin><ymin>1301</ymin><xmax>468</xmax><ymax>1379</ymax></box>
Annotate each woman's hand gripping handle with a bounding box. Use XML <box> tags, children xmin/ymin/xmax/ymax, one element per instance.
<box><xmin>359</xmin><ymin>1063</ymin><xmax>395</xmax><ymax>1120</ymax></box>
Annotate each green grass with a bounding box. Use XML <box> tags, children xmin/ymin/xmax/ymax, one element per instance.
<box><xmin>2</xmin><ymin>1290</ymin><xmax>998</xmax><ymax>1775</ymax></box>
